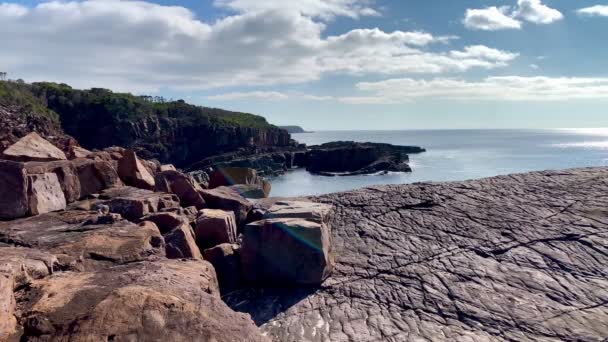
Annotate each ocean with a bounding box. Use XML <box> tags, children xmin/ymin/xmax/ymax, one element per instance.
<box><xmin>268</xmin><ymin>129</ymin><xmax>608</xmax><ymax>197</ymax></box>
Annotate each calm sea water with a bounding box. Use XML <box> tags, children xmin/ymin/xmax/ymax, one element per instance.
<box><xmin>269</xmin><ymin>129</ymin><xmax>608</xmax><ymax>197</ymax></box>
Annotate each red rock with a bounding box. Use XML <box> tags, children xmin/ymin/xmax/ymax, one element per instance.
<box><xmin>0</xmin><ymin>160</ymin><xmax>29</xmax><ymax>219</ymax></box>
<box><xmin>199</xmin><ymin>186</ymin><xmax>252</xmax><ymax>225</ymax></box>
<box><xmin>195</xmin><ymin>209</ymin><xmax>237</xmax><ymax>249</ymax></box>
<box><xmin>209</xmin><ymin>167</ymin><xmax>271</xmax><ymax>197</ymax></box>
<box><xmin>2</xmin><ymin>132</ymin><xmax>66</xmax><ymax>162</ymax></box>
<box><xmin>27</xmin><ymin>173</ymin><xmax>67</xmax><ymax>215</ymax></box>
<box><xmin>68</xmin><ymin>145</ymin><xmax>91</xmax><ymax>159</ymax></box>
<box><xmin>165</xmin><ymin>223</ymin><xmax>202</xmax><ymax>260</ymax></box>
<box><xmin>117</xmin><ymin>150</ymin><xmax>155</xmax><ymax>190</ymax></box>
<box><xmin>73</xmin><ymin>159</ymin><xmax>123</xmax><ymax>198</ymax></box>
<box><xmin>155</xmin><ymin>170</ymin><xmax>205</xmax><ymax>209</ymax></box>
<box><xmin>203</xmin><ymin>243</ymin><xmax>243</xmax><ymax>290</ymax></box>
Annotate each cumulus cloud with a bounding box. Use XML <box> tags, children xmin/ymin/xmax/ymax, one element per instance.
<box><xmin>0</xmin><ymin>0</ymin><xmax>517</xmax><ymax>92</ymax></box>
<box><xmin>214</xmin><ymin>0</ymin><xmax>380</xmax><ymax>20</ymax></box>
<box><xmin>513</xmin><ymin>0</ymin><xmax>563</xmax><ymax>24</ymax></box>
<box><xmin>464</xmin><ymin>0</ymin><xmax>562</xmax><ymax>31</ymax></box>
<box><xmin>339</xmin><ymin>77</ymin><xmax>608</xmax><ymax>103</ymax></box>
<box><xmin>463</xmin><ymin>6</ymin><xmax>522</xmax><ymax>31</ymax></box>
<box><xmin>577</xmin><ymin>5</ymin><xmax>608</xmax><ymax>17</ymax></box>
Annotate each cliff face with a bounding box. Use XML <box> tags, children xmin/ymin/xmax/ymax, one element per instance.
<box><xmin>0</xmin><ymin>81</ymin><xmax>291</xmax><ymax>167</ymax></box>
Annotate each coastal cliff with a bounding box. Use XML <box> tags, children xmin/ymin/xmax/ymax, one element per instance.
<box><xmin>0</xmin><ymin>81</ymin><xmax>291</xmax><ymax>167</ymax></box>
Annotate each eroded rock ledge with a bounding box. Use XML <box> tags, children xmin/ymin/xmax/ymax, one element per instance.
<box><xmin>224</xmin><ymin>167</ymin><xmax>608</xmax><ymax>341</ymax></box>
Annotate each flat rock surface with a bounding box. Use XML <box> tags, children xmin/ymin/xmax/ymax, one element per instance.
<box><xmin>225</xmin><ymin>167</ymin><xmax>608</xmax><ymax>341</ymax></box>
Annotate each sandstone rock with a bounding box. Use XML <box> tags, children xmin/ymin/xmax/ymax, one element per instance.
<box><xmin>209</xmin><ymin>167</ymin><xmax>271</xmax><ymax>197</ymax></box>
<box><xmin>117</xmin><ymin>150</ymin><xmax>155</xmax><ymax>190</ymax></box>
<box><xmin>27</xmin><ymin>173</ymin><xmax>67</xmax><ymax>216</ymax></box>
<box><xmin>73</xmin><ymin>159</ymin><xmax>123</xmax><ymax>198</ymax></box>
<box><xmin>225</xmin><ymin>168</ymin><xmax>608</xmax><ymax>341</ymax></box>
<box><xmin>101</xmin><ymin>186</ymin><xmax>180</xmax><ymax>221</ymax></box>
<box><xmin>25</xmin><ymin>160</ymin><xmax>81</xmax><ymax>203</ymax></box>
<box><xmin>155</xmin><ymin>170</ymin><xmax>205</xmax><ymax>209</ymax></box>
<box><xmin>140</xmin><ymin>212</ymin><xmax>187</xmax><ymax>234</ymax></box>
<box><xmin>195</xmin><ymin>209</ymin><xmax>237</xmax><ymax>249</ymax></box>
<box><xmin>0</xmin><ymin>160</ymin><xmax>29</xmax><ymax>219</ymax></box>
<box><xmin>203</xmin><ymin>243</ymin><xmax>243</xmax><ymax>291</ymax></box>
<box><xmin>165</xmin><ymin>223</ymin><xmax>202</xmax><ymax>260</ymax></box>
<box><xmin>160</xmin><ymin>164</ymin><xmax>177</xmax><ymax>172</ymax></box>
<box><xmin>199</xmin><ymin>187</ymin><xmax>253</xmax><ymax>225</ymax></box>
<box><xmin>262</xmin><ymin>200</ymin><xmax>332</xmax><ymax>223</ymax></box>
<box><xmin>230</xmin><ymin>184</ymin><xmax>269</xmax><ymax>199</ymax></box>
<box><xmin>0</xmin><ymin>211</ymin><xmax>165</xmax><ymax>271</ymax></box>
<box><xmin>2</xmin><ymin>132</ymin><xmax>67</xmax><ymax>162</ymax></box>
<box><xmin>0</xmin><ymin>246</ymin><xmax>57</xmax><ymax>288</ymax></box>
<box><xmin>0</xmin><ymin>271</ymin><xmax>16</xmax><ymax>340</ymax></box>
<box><xmin>15</xmin><ymin>259</ymin><xmax>269</xmax><ymax>341</ymax></box>
<box><xmin>241</xmin><ymin>218</ymin><xmax>334</xmax><ymax>286</ymax></box>
<box><xmin>68</xmin><ymin>145</ymin><xmax>91</xmax><ymax>159</ymax></box>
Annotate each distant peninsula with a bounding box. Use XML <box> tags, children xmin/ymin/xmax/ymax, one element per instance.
<box><xmin>279</xmin><ymin>125</ymin><xmax>312</xmax><ymax>133</ymax></box>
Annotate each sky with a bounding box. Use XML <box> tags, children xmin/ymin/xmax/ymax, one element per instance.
<box><xmin>1</xmin><ymin>0</ymin><xmax>608</xmax><ymax>130</ymax></box>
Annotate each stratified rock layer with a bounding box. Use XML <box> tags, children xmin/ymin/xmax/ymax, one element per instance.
<box><xmin>225</xmin><ymin>168</ymin><xmax>608</xmax><ymax>342</ymax></box>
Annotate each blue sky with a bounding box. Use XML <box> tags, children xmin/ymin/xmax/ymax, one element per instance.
<box><xmin>1</xmin><ymin>0</ymin><xmax>608</xmax><ymax>129</ymax></box>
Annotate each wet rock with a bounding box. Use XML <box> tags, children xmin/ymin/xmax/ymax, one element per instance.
<box><xmin>307</xmin><ymin>141</ymin><xmax>425</xmax><ymax>175</ymax></box>
<box><xmin>0</xmin><ymin>160</ymin><xmax>29</xmax><ymax>219</ymax></box>
<box><xmin>199</xmin><ymin>187</ymin><xmax>253</xmax><ymax>225</ymax></box>
<box><xmin>2</xmin><ymin>132</ymin><xmax>67</xmax><ymax>162</ymax></box>
<box><xmin>0</xmin><ymin>211</ymin><xmax>165</xmax><ymax>271</ymax></box>
<box><xmin>165</xmin><ymin>223</ymin><xmax>202</xmax><ymax>260</ymax></box>
<box><xmin>195</xmin><ymin>209</ymin><xmax>237</xmax><ymax>249</ymax></box>
<box><xmin>15</xmin><ymin>259</ymin><xmax>269</xmax><ymax>341</ymax></box>
<box><xmin>117</xmin><ymin>150</ymin><xmax>156</xmax><ymax>190</ymax></box>
<box><xmin>203</xmin><ymin>243</ymin><xmax>243</xmax><ymax>291</ymax></box>
<box><xmin>155</xmin><ymin>170</ymin><xmax>205</xmax><ymax>209</ymax></box>
<box><xmin>241</xmin><ymin>218</ymin><xmax>334</xmax><ymax>286</ymax></box>
<box><xmin>230</xmin><ymin>184</ymin><xmax>269</xmax><ymax>199</ymax></box>
<box><xmin>27</xmin><ymin>173</ymin><xmax>67</xmax><ymax>215</ymax></box>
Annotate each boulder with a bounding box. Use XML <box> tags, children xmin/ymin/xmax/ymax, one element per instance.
<box><xmin>1</xmin><ymin>132</ymin><xmax>67</xmax><ymax>162</ymax></box>
<box><xmin>209</xmin><ymin>167</ymin><xmax>271</xmax><ymax>197</ymax></box>
<box><xmin>117</xmin><ymin>150</ymin><xmax>155</xmax><ymax>190</ymax></box>
<box><xmin>160</xmin><ymin>164</ymin><xmax>177</xmax><ymax>172</ymax></box>
<box><xmin>0</xmin><ymin>160</ymin><xmax>29</xmax><ymax>219</ymax></box>
<box><xmin>15</xmin><ymin>259</ymin><xmax>269</xmax><ymax>341</ymax></box>
<box><xmin>73</xmin><ymin>159</ymin><xmax>123</xmax><ymax>198</ymax></box>
<box><xmin>199</xmin><ymin>187</ymin><xmax>253</xmax><ymax>225</ymax></box>
<box><xmin>68</xmin><ymin>145</ymin><xmax>91</xmax><ymax>159</ymax></box>
<box><xmin>203</xmin><ymin>243</ymin><xmax>243</xmax><ymax>291</ymax></box>
<box><xmin>195</xmin><ymin>209</ymin><xmax>238</xmax><ymax>249</ymax></box>
<box><xmin>165</xmin><ymin>223</ymin><xmax>202</xmax><ymax>260</ymax></box>
<box><xmin>230</xmin><ymin>184</ymin><xmax>269</xmax><ymax>199</ymax></box>
<box><xmin>155</xmin><ymin>170</ymin><xmax>205</xmax><ymax>209</ymax></box>
<box><xmin>0</xmin><ymin>210</ymin><xmax>165</xmax><ymax>271</ymax></box>
<box><xmin>262</xmin><ymin>200</ymin><xmax>332</xmax><ymax>224</ymax></box>
<box><xmin>25</xmin><ymin>160</ymin><xmax>81</xmax><ymax>203</ymax></box>
<box><xmin>101</xmin><ymin>187</ymin><xmax>180</xmax><ymax>221</ymax></box>
<box><xmin>0</xmin><ymin>246</ymin><xmax>58</xmax><ymax>289</ymax></box>
<box><xmin>27</xmin><ymin>173</ymin><xmax>67</xmax><ymax>215</ymax></box>
<box><xmin>140</xmin><ymin>212</ymin><xmax>187</xmax><ymax>234</ymax></box>
<box><xmin>240</xmin><ymin>218</ymin><xmax>334</xmax><ymax>286</ymax></box>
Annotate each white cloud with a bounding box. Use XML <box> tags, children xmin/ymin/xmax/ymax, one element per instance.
<box><xmin>339</xmin><ymin>77</ymin><xmax>608</xmax><ymax>103</ymax></box>
<box><xmin>463</xmin><ymin>6</ymin><xmax>522</xmax><ymax>31</ymax></box>
<box><xmin>577</xmin><ymin>5</ymin><xmax>608</xmax><ymax>17</ymax></box>
<box><xmin>214</xmin><ymin>0</ymin><xmax>380</xmax><ymax>20</ymax></box>
<box><xmin>513</xmin><ymin>0</ymin><xmax>563</xmax><ymax>24</ymax></box>
<box><xmin>0</xmin><ymin>0</ymin><xmax>517</xmax><ymax>93</ymax></box>
<box><xmin>529</xmin><ymin>64</ymin><xmax>539</xmax><ymax>69</ymax></box>
<box><xmin>464</xmin><ymin>0</ymin><xmax>562</xmax><ymax>31</ymax></box>
<box><xmin>207</xmin><ymin>91</ymin><xmax>289</xmax><ymax>101</ymax></box>
<box><xmin>449</xmin><ymin>45</ymin><xmax>519</xmax><ymax>63</ymax></box>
